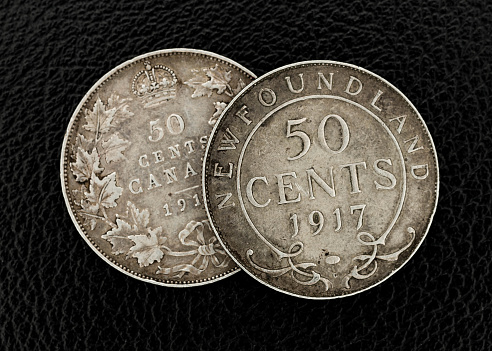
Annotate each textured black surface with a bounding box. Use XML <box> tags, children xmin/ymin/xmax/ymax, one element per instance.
<box><xmin>1</xmin><ymin>0</ymin><xmax>491</xmax><ymax>350</ymax></box>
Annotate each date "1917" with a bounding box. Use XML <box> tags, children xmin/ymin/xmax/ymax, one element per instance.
<box><xmin>289</xmin><ymin>204</ymin><xmax>366</xmax><ymax>237</ymax></box>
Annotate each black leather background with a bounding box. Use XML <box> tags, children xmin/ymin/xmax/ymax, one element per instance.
<box><xmin>1</xmin><ymin>0</ymin><xmax>491</xmax><ymax>350</ymax></box>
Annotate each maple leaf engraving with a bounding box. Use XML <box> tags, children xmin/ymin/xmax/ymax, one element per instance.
<box><xmin>210</xmin><ymin>101</ymin><xmax>227</xmax><ymax>125</ymax></box>
<box><xmin>83</xmin><ymin>97</ymin><xmax>116</xmax><ymax>137</ymax></box>
<box><xmin>202</xmin><ymin>64</ymin><xmax>232</xmax><ymax>95</ymax></box>
<box><xmin>82</xmin><ymin>216</ymin><xmax>98</xmax><ymax>231</ymax></box>
<box><xmin>184</xmin><ymin>64</ymin><xmax>236</xmax><ymax>98</ymax></box>
<box><xmin>101</xmin><ymin>218</ymin><xmax>136</xmax><ymax>255</ymax></box>
<box><xmin>72</xmin><ymin>134</ymin><xmax>94</xmax><ymax>157</ymax></box>
<box><xmin>101</xmin><ymin>201</ymin><xmax>164</xmax><ymax>260</ymax></box>
<box><xmin>107</xmin><ymin>94</ymin><xmax>134</xmax><ymax>123</ymax></box>
<box><xmin>70</xmin><ymin>147</ymin><xmax>103</xmax><ymax>182</ymax></box>
<box><xmin>79</xmin><ymin>197</ymin><xmax>100</xmax><ymax>230</ymax></box>
<box><xmin>184</xmin><ymin>72</ymin><xmax>211</xmax><ymax>98</ymax></box>
<box><xmin>125</xmin><ymin>201</ymin><xmax>150</xmax><ymax>229</ymax></box>
<box><xmin>101</xmin><ymin>133</ymin><xmax>131</xmax><ymax>164</ymax></box>
<box><xmin>129</xmin><ymin>227</ymin><xmax>166</xmax><ymax>267</ymax></box>
<box><xmin>71</xmin><ymin>188</ymin><xmax>82</xmax><ymax>204</ymax></box>
<box><xmin>184</xmin><ymin>65</ymin><xmax>247</xmax><ymax>127</ymax></box>
<box><xmin>232</xmin><ymin>78</ymin><xmax>246</xmax><ymax>95</ymax></box>
<box><xmin>85</xmin><ymin>172</ymin><xmax>122</xmax><ymax>209</ymax></box>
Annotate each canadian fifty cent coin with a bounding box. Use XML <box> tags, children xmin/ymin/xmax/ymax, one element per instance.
<box><xmin>204</xmin><ymin>61</ymin><xmax>439</xmax><ymax>298</ymax></box>
<box><xmin>61</xmin><ymin>49</ymin><xmax>255</xmax><ymax>286</ymax></box>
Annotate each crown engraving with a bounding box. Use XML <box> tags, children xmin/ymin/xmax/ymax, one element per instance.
<box><xmin>132</xmin><ymin>61</ymin><xmax>178</xmax><ymax>108</ymax></box>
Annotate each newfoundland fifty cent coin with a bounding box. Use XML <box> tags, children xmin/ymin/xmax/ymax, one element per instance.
<box><xmin>61</xmin><ymin>49</ymin><xmax>255</xmax><ymax>286</ymax></box>
<box><xmin>204</xmin><ymin>61</ymin><xmax>439</xmax><ymax>298</ymax></box>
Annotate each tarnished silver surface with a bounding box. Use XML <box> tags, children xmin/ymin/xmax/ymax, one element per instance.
<box><xmin>204</xmin><ymin>61</ymin><xmax>439</xmax><ymax>298</ymax></box>
<box><xmin>61</xmin><ymin>49</ymin><xmax>255</xmax><ymax>286</ymax></box>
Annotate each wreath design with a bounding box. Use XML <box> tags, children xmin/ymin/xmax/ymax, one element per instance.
<box><xmin>184</xmin><ymin>63</ymin><xmax>246</xmax><ymax>125</ymax></box>
<box><xmin>69</xmin><ymin>95</ymin><xmax>230</xmax><ymax>276</ymax></box>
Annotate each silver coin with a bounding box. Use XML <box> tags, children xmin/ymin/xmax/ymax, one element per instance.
<box><xmin>204</xmin><ymin>61</ymin><xmax>439</xmax><ymax>298</ymax></box>
<box><xmin>60</xmin><ymin>49</ymin><xmax>255</xmax><ymax>286</ymax></box>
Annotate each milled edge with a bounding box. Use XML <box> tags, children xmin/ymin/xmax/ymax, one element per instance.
<box><xmin>60</xmin><ymin>48</ymin><xmax>256</xmax><ymax>287</ymax></box>
<box><xmin>203</xmin><ymin>60</ymin><xmax>439</xmax><ymax>299</ymax></box>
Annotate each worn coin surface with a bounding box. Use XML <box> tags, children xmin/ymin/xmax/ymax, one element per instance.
<box><xmin>61</xmin><ymin>49</ymin><xmax>255</xmax><ymax>286</ymax></box>
<box><xmin>204</xmin><ymin>61</ymin><xmax>439</xmax><ymax>298</ymax></box>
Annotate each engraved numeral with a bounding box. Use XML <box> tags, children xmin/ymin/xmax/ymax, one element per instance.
<box><xmin>308</xmin><ymin>210</ymin><xmax>324</xmax><ymax>236</ymax></box>
<box><xmin>285</xmin><ymin>114</ymin><xmax>350</xmax><ymax>160</ymax></box>
<box><xmin>149</xmin><ymin>114</ymin><xmax>185</xmax><ymax>142</ymax></box>
<box><xmin>167</xmin><ymin>114</ymin><xmax>185</xmax><ymax>134</ymax></box>
<box><xmin>286</xmin><ymin>118</ymin><xmax>311</xmax><ymax>160</ymax></box>
<box><xmin>333</xmin><ymin>207</ymin><xmax>342</xmax><ymax>232</ymax></box>
<box><xmin>149</xmin><ymin>119</ymin><xmax>164</xmax><ymax>142</ymax></box>
<box><xmin>289</xmin><ymin>204</ymin><xmax>366</xmax><ymax>237</ymax></box>
<box><xmin>350</xmin><ymin>204</ymin><xmax>366</xmax><ymax>230</ymax></box>
<box><xmin>193</xmin><ymin>193</ymin><xmax>200</xmax><ymax>207</ymax></box>
<box><xmin>162</xmin><ymin>203</ymin><xmax>172</xmax><ymax>216</ymax></box>
<box><xmin>162</xmin><ymin>193</ymin><xmax>201</xmax><ymax>217</ymax></box>
<box><xmin>290</xmin><ymin>213</ymin><xmax>299</xmax><ymax>238</ymax></box>
<box><xmin>178</xmin><ymin>198</ymin><xmax>186</xmax><ymax>212</ymax></box>
<box><xmin>318</xmin><ymin>114</ymin><xmax>350</xmax><ymax>154</ymax></box>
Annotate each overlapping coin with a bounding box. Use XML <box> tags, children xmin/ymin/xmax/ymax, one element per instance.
<box><xmin>60</xmin><ymin>49</ymin><xmax>255</xmax><ymax>286</ymax></box>
<box><xmin>203</xmin><ymin>61</ymin><xmax>439</xmax><ymax>298</ymax></box>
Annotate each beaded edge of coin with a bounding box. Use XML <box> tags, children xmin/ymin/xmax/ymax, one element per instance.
<box><xmin>60</xmin><ymin>49</ymin><xmax>256</xmax><ymax>287</ymax></box>
<box><xmin>203</xmin><ymin>61</ymin><xmax>439</xmax><ymax>299</ymax></box>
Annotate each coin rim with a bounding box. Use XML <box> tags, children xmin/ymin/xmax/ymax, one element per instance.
<box><xmin>60</xmin><ymin>48</ymin><xmax>256</xmax><ymax>287</ymax></box>
<box><xmin>203</xmin><ymin>60</ymin><xmax>440</xmax><ymax>299</ymax></box>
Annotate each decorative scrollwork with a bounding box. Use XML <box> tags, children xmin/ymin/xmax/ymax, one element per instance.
<box><xmin>246</xmin><ymin>242</ymin><xmax>333</xmax><ymax>291</ymax></box>
<box><xmin>343</xmin><ymin>227</ymin><xmax>416</xmax><ymax>288</ymax></box>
